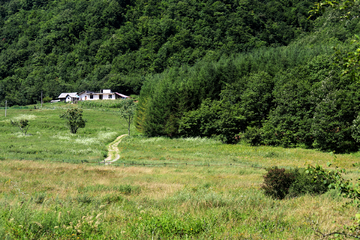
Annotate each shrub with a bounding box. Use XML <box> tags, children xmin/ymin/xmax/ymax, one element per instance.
<box><xmin>43</xmin><ymin>96</ymin><xmax>52</xmax><ymax>103</ymax></box>
<box><xmin>261</xmin><ymin>166</ymin><xmax>295</xmax><ymax>200</ymax></box>
<box><xmin>11</xmin><ymin>119</ymin><xmax>30</xmax><ymax>135</ymax></box>
<box><xmin>261</xmin><ymin>166</ymin><xmax>335</xmax><ymax>199</ymax></box>
<box><xmin>288</xmin><ymin>168</ymin><xmax>334</xmax><ymax>197</ymax></box>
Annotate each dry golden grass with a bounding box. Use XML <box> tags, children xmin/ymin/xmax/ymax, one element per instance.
<box><xmin>1</xmin><ymin>161</ymin><xmax>216</xmax><ymax>199</ymax></box>
<box><xmin>1</xmin><ymin>151</ymin><xmax>359</xmax><ymax>239</ymax></box>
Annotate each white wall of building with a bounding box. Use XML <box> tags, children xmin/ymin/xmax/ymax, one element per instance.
<box><xmin>78</xmin><ymin>92</ymin><xmax>117</xmax><ymax>101</ymax></box>
<box><xmin>102</xmin><ymin>89</ymin><xmax>112</xmax><ymax>93</ymax></box>
<box><xmin>79</xmin><ymin>93</ymin><xmax>87</xmax><ymax>101</ymax></box>
<box><xmin>103</xmin><ymin>94</ymin><xmax>115</xmax><ymax>100</ymax></box>
<box><xmin>91</xmin><ymin>94</ymin><xmax>99</xmax><ymax>100</ymax></box>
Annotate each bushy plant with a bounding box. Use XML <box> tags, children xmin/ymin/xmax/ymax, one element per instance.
<box><xmin>10</xmin><ymin>119</ymin><xmax>30</xmax><ymax>135</ymax></box>
<box><xmin>288</xmin><ymin>168</ymin><xmax>335</xmax><ymax>197</ymax></box>
<box><xmin>301</xmin><ymin>163</ymin><xmax>360</xmax><ymax>238</ymax></box>
<box><xmin>60</xmin><ymin>108</ymin><xmax>86</xmax><ymax>134</ymax></box>
<box><xmin>43</xmin><ymin>96</ymin><xmax>52</xmax><ymax>103</ymax></box>
<box><xmin>261</xmin><ymin>166</ymin><xmax>296</xmax><ymax>200</ymax></box>
<box><xmin>262</xmin><ymin>165</ymin><xmax>336</xmax><ymax>199</ymax></box>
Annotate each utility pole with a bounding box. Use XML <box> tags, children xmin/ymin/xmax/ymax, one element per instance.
<box><xmin>5</xmin><ymin>100</ymin><xmax>7</xmax><ymax>117</ymax></box>
<box><xmin>41</xmin><ymin>91</ymin><xmax>43</xmax><ymax>108</ymax></box>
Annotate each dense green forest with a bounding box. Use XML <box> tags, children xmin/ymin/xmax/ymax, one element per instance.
<box><xmin>133</xmin><ymin>1</ymin><xmax>360</xmax><ymax>153</ymax></box>
<box><xmin>0</xmin><ymin>0</ymin><xmax>318</xmax><ymax>105</ymax></box>
<box><xmin>2</xmin><ymin>0</ymin><xmax>360</xmax><ymax>152</ymax></box>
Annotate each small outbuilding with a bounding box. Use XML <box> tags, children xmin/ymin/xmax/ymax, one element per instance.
<box><xmin>58</xmin><ymin>92</ymin><xmax>79</xmax><ymax>102</ymax></box>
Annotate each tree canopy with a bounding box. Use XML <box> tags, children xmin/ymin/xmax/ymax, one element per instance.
<box><xmin>0</xmin><ymin>0</ymin><xmax>319</xmax><ymax>106</ymax></box>
<box><xmin>133</xmin><ymin>0</ymin><xmax>360</xmax><ymax>152</ymax></box>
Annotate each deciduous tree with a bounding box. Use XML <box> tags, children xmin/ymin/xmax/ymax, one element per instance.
<box><xmin>60</xmin><ymin>108</ymin><xmax>86</xmax><ymax>134</ymax></box>
<box><xmin>11</xmin><ymin>119</ymin><xmax>30</xmax><ymax>135</ymax></box>
<box><xmin>119</xmin><ymin>98</ymin><xmax>137</xmax><ymax>136</ymax></box>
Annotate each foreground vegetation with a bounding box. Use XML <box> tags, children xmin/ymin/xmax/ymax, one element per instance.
<box><xmin>0</xmin><ymin>107</ymin><xmax>360</xmax><ymax>239</ymax></box>
<box><xmin>1</xmin><ymin>151</ymin><xmax>360</xmax><ymax>239</ymax></box>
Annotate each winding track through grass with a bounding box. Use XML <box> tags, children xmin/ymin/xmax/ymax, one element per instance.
<box><xmin>103</xmin><ymin>134</ymin><xmax>127</xmax><ymax>165</ymax></box>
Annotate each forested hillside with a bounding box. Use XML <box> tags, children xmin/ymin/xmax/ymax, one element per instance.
<box><xmin>133</xmin><ymin>1</ymin><xmax>360</xmax><ymax>153</ymax></box>
<box><xmin>0</xmin><ymin>0</ymin><xmax>317</xmax><ymax>105</ymax></box>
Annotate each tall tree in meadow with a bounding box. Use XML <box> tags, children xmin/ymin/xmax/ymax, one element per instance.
<box><xmin>118</xmin><ymin>98</ymin><xmax>137</xmax><ymax>136</ymax></box>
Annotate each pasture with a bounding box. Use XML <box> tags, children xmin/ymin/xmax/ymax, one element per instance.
<box><xmin>1</xmin><ymin>105</ymin><xmax>360</xmax><ymax>239</ymax></box>
<box><xmin>0</xmin><ymin>103</ymin><xmax>128</xmax><ymax>163</ymax></box>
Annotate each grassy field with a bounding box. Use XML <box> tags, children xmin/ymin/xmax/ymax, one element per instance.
<box><xmin>1</xmin><ymin>105</ymin><xmax>360</xmax><ymax>239</ymax></box>
<box><xmin>0</xmin><ymin>102</ymin><xmax>129</xmax><ymax>163</ymax></box>
<box><xmin>116</xmin><ymin>136</ymin><xmax>360</xmax><ymax>169</ymax></box>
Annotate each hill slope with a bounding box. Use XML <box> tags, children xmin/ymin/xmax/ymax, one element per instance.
<box><xmin>134</xmin><ymin>4</ymin><xmax>360</xmax><ymax>152</ymax></box>
<box><xmin>0</xmin><ymin>0</ymin><xmax>318</xmax><ymax>105</ymax></box>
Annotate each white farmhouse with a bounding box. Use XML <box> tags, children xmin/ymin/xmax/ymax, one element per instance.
<box><xmin>78</xmin><ymin>89</ymin><xmax>130</xmax><ymax>101</ymax></box>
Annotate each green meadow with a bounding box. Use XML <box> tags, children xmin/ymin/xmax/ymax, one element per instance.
<box><xmin>0</xmin><ymin>103</ymin><xmax>129</xmax><ymax>163</ymax></box>
<box><xmin>1</xmin><ymin>105</ymin><xmax>360</xmax><ymax>239</ymax></box>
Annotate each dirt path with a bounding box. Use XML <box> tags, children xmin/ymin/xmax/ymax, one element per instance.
<box><xmin>103</xmin><ymin>134</ymin><xmax>127</xmax><ymax>165</ymax></box>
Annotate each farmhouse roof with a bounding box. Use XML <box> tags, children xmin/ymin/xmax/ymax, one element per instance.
<box><xmin>78</xmin><ymin>90</ymin><xmax>94</xmax><ymax>95</ymax></box>
<box><xmin>115</xmin><ymin>92</ymin><xmax>130</xmax><ymax>98</ymax></box>
<box><xmin>58</xmin><ymin>92</ymin><xmax>78</xmax><ymax>98</ymax></box>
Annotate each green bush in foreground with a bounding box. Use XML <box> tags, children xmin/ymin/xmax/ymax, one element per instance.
<box><xmin>262</xmin><ymin>163</ymin><xmax>360</xmax><ymax>238</ymax></box>
<box><xmin>261</xmin><ymin>166</ymin><xmax>296</xmax><ymax>199</ymax></box>
<box><xmin>288</xmin><ymin>167</ymin><xmax>335</xmax><ymax>197</ymax></box>
<box><xmin>301</xmin><ymin>163</ymin><xmax>360</xmax><ymax>238</ymax></box>
<box><xmin>261</xmin><ymin>166</ymin><xmax>335</xmax><ymax>199</ymax></box>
